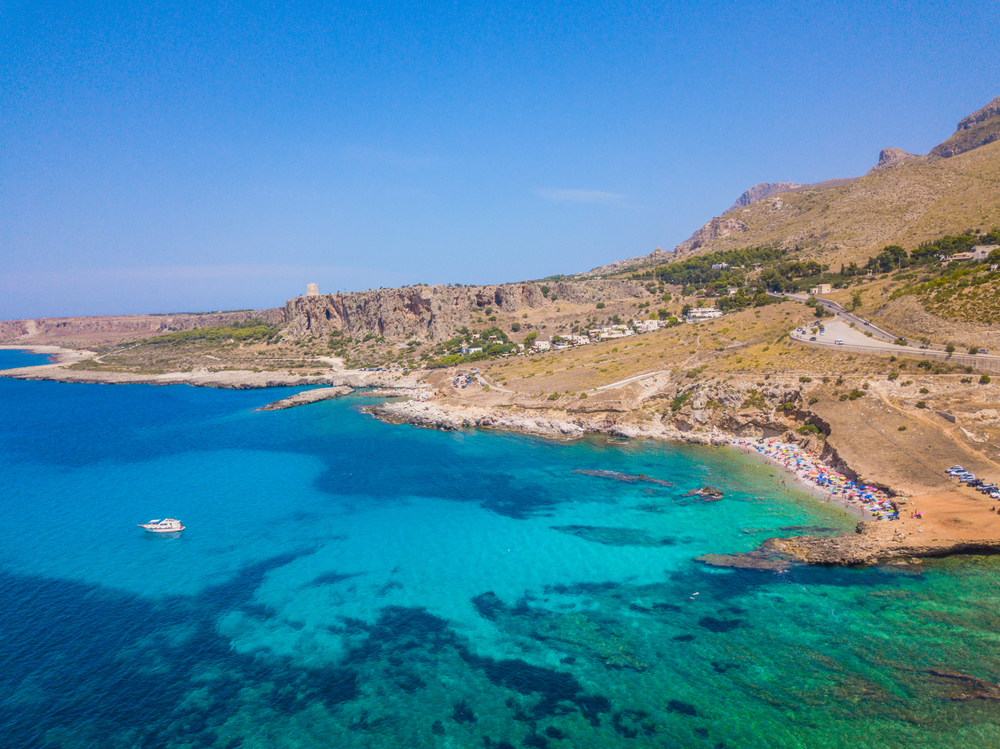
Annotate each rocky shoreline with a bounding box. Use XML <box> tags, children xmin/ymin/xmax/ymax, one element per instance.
<box><xmin>257</xmin><ymin>385</ymin><xmax>355</xmax><ymax>410</ymax></box>
<box><xmin>0</xmin><ymin>361</ymin><xmax>424</xmax><ymax>391</ymax></box>
<box><xmin>367</xmin><ymin>398</ymin><xmax>738</xmax><ymax>444</ymax></box>
<box><xmin>701</xmin><ymin>521</ymin><xmax>1000</xmax><ymax>568</ymax></box>
<box><xmin>366</xmin><ymin>398</ymin><xmax>1000</xmax><ymax>568</ymax></box>
<box><xmin>7</xmin><ymin>354</ymin><xmax>1000</xmax><ymax>568</ymax></box>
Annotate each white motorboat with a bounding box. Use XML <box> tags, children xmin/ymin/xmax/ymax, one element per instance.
<box><xmin>138</xmin><ymin>518</ymin><xmax>185</xmax><ymax>533</ymax></box>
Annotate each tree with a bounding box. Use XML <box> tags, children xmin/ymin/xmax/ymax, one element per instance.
<box><xmin>946</xmin><ymin>344</ymin><xmax>956</xmax><ymax>354</ymax></box>
<box><xmin>849</xmin><ymin>290</ymin><xmax>863</xmax><ymax>311</ymax></box>
<box><xmin>523</xmin><ymin>331</ymin><xmax>538</xmax><ymax>346</ymax></box>
<box><xmin>681</xmin><ymin>303</ymin><xmax>693</xmax><ymax>317</ymax></box>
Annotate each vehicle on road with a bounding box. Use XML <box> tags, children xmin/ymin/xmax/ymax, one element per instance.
<box><xmin>809</xmin><ymin>336</ymin><xmax>817</xmax><ymax>341</ymax></box>
<box><xmin>835</xmin><ymin>339</ymin><xmax>844</xmax><ymax>345</ymax></box>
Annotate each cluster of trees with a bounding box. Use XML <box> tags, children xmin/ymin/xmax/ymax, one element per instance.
<box><xmin>425</xmin><ymin>326</ymin><xmax>518</xmax><ymax>368</ymax></box>
<box><xmin>632</xmin><ymin>246</ymin><xmax>784</xmax><ymax>287</ymax></box>
<box><xmin>757</xmin><ymin>260</ymin><xmax>826</xmax><ymax>292</ymax></box>
<box><xmin>857</xmin><ymin>230</ymin><xmax>1000</xmax><ymax>273</ymax></box>
<box><xmin>146</xmin><ymin>319</ymin><xmax>281</xmax><ymax>345</ymax></box>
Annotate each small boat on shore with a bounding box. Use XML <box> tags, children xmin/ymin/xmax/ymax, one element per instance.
<box><xmin>138</xmin><ymin>518</ymin><xmax>185</xmax><ymax>533</ymax></box>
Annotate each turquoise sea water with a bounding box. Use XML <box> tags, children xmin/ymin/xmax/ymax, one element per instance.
<box><xmin>2</xmin><ymin>372</ymin><xmax>1000</xmax><ymax>748</ymax></box>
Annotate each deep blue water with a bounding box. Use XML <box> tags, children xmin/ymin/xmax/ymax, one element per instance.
<box><xmin>2</xmin><ymin>376</ymin><xmax>1000</xmax><ymax>748</ymax></box>
<box><xmin>0</xmin><ymin>348</ymin><xmax>52</xmax><ymax>369</ymax></box>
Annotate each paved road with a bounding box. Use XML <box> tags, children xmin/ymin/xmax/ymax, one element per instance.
<box><xmin>766</xmin><ymin>291</ymin><xmax>905</xmax><ymax>344</ymax></box>
<box><xmin>787</xmin><ymin>317</ymin><xmax>1000</xmax><ymax>373</ymax></box>
<box><xmin>770</xmin><ymin>290</ymin><xmax>993</xmax><ymax>356</ymax></box>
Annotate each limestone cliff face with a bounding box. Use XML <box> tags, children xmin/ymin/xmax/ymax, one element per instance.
<box><xmin>867</xmin><ymin>147</ymin><xmax>919</xmax><ymax>173</ymax></box>
<box><xmin>931</xmin><ymin>95</ymin><xmax>1000</xmax><ymax>158</ymax></box>
<box><xmin>727</xmin><ymin>182</ymin><xmax>804</xmax><ymax>211</ymax></box>
<box><xmin>282</xmin><ymin>280</ymin><xmax>646</xmax><ymax>341</ymax></box>
<box><xmin>673</xmin><ymin>216</ymin><xmax>750</xmax><ymax>256</ymax></box>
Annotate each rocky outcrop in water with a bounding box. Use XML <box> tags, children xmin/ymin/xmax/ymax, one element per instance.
<box><xmin>258</xmin><ymin>386</ymin><xmax>354</xmax><ymax>410</ymax></box>
<box><xmin>700</xmin><ymin>520</ymin><xmax>1000</xmax><ymax>568</ymax></box>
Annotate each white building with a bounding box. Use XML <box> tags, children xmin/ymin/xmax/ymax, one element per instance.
<box><xmin>533</xmin><ymin>340</ymin><xmax>551</xmax><ymax>351</ymax></box>
<box><xmin>306</xmin><ymin>283</ymin><xmax>319</xmax><ymax>297</ymax></box>
<box><xmin>460</xmin><ymin>346</ymin><xmax>483</xmax><ymax>355</ymax></box>
<box><xmin>809</xmin><ymin>283</ymin><xmax>832</xmax><ymax>295</ymax></box>
<box><xmin>633</xmin><ymin>319</ymin><xmax>659</xmax><ymax>333</ymax></box>
<box><xmin>687</xmin><ymin>307</ymin><xmax>722</xmax><ymax>320</ymax></box>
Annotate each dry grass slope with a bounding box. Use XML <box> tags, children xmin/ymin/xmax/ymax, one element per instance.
<box><xmin>672</xmin><ymin>140</ymin><xmax>1000</xmax><ymax>270</ymax></box>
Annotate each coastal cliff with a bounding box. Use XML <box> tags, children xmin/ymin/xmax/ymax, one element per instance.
<box><xmin>282</xmin><ymin>279</ymin><xmax>646</xmax><ymax>341</ymax></box>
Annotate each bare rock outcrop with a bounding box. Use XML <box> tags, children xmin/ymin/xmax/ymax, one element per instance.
<box><xmin>283</xmin><ymin>280</ymin><xmax>646</xmax><ymax>341</ymax></box>
<box><xmin>868</xmin><ymin>147</ymin><xmax>918</xmax><ymax>173</ymax></box>
<box><xmin>931</xmin><ymin>95</ymin><xmax>1000</xmax><ymax>158</ymax></box>
<box><xmin>674</xmin><ymin>216</ymin><xmax>750</xmax><ymax>256</ymax></box>
<box><xmin>580</xmin><ymin>247</ymin><xmax>674</xmax><ymax>278</ymax></box>
<box><xmin>257</xmin><ymin>386</ymin><xmax>354</xmax><ymax>410</ymax></box>
<box><xmin>727</xmin><ymin>182</ymin><xmax>804</xmax><ymax>211</ymax></box>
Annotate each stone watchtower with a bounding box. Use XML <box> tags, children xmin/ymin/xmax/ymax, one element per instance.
<box><xmin>306</xmin><ymin>283</ymin><xmax>319</xmax><ymax>297</ymax></box>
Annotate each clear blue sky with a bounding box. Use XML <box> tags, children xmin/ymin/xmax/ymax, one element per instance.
<box><xmin>2</xmin><ymin>0</ymin><xmax>998</xmax><ymax>318</ymax></box>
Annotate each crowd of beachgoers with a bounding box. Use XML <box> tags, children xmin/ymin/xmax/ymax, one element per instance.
<box><xmin>734</xmin><ymin>437</ymin><xmax>901</xmax><ymax>520</ymax></box>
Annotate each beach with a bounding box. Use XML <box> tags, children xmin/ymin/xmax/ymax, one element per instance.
<box><xmin>732</xmin><ymin>437</ymin><xmax>900</xmax><ymax>520</ymax></box>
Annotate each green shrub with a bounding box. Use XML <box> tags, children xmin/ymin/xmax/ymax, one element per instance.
<box><xmin>797</xmin><ymin>423</ymin><xmax>820</xmax><ymax>435</ymax></box>
<box><xmin>981</xmin><ymin>374</ymin><xmax>992</xmax><ymax>384</ymax></box>
<box><xmin>596</xmin><ymin>302</ymin><xmax>605</xmax><ymax>309</ymax></box>
<box><xmin>671</xmin><ymin>390</ymin><xmax>693</xmax><ymax>412</ymax></box>
<box><xmin>888</xmin><ymin>372</ymin><xmax>899</xmax><ymax>380</ymax></box>
<box><xmin>799</xmin><ymin>376</ymin><xmax>812</xmax><ymax>383</ymax></box>
<box><xmin>898</xmin><ymin>425</ymin><xmax>907</xmax><ymax>431</ymax></box>
<box><xmin>916</xmin><ymin>401</ymin><xmax>927</xmax><ymax>409</ymax></box>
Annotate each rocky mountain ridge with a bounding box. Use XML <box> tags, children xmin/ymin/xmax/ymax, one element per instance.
<box><xmin>659</xmin><ymin>94</ymin><xmax>1000</xmax><ymax>268</ymax></box>
<box><xmin>283</xmin><ymin>279</ymin><xmax>646</xmax><ymax>341</ymax></box>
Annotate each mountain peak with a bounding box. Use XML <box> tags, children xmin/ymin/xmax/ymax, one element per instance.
<box><xmin>728</xmin><ymin>182</ymin><xmax>804</xmax><ymax>212</ymax></box>
<box><xmin>930</xmin><ymin>95</ymin><xmax>1000</xmax><ymax>158</ymax></box>
<box><xmin>868</xmin><ymin>147</ymin><xmax>919</xmax><ymax>174</ymax></box>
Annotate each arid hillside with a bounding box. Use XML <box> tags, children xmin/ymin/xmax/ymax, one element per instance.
<box><xmin>585</xmin><ymin>96</ymin><xmax>1000</xmax><ymax>275</ymax></box>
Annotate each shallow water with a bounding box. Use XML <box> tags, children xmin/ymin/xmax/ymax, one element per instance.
<box><xmin>1</xmin><ymin>378</ymin><xmax>999</xmax><ymax>748</ymax></box>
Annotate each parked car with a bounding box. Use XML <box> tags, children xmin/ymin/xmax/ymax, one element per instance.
<box><xmin>835</xmin><ymin>339</ymin><xmax>844</xmax><ymax>345</ymax></box>
<box><xmin>810</xmin><ymin>336</ymin><xmax>817</xmax><ymax>341</ymax></box>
